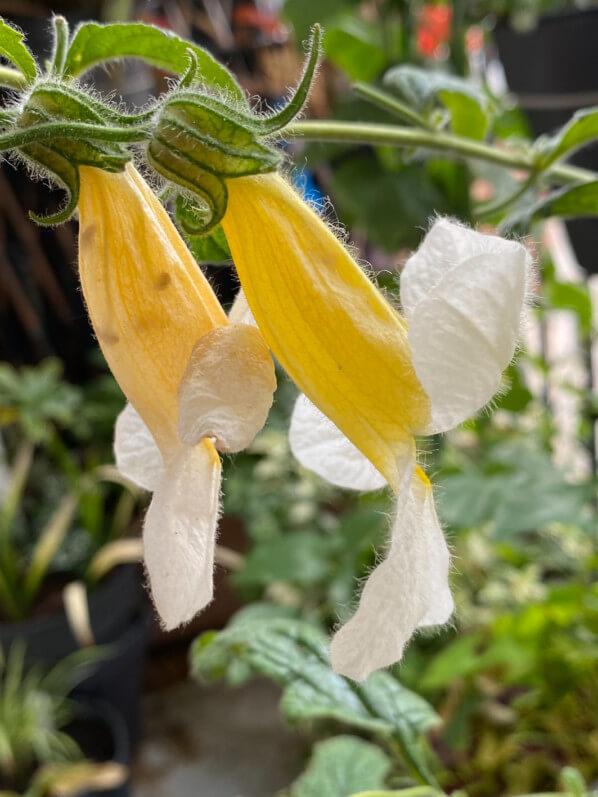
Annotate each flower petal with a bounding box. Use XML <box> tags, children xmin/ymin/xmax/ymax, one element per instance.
<box><xmin>114</xmin><ymin>403</ymin><xmax>164</xmax><ymax>491</ymax></box>
<box><xmin>178</xmin><ymin>324</ymin><xmax>276</xmax><ymax>453</ymax></box>
<box><xmin>406</xmin><ymin>238</ymin><xmax>528</xmax><ymax>433</ymax></box>
<box><xmin>401</xmin><ymin>218</ymin><xmax>526</xmax><ymax>320</ymax></box>
<box><xmin>330</xmin><ymin>466</ymin><xmax>453</xmax><ymax>682</ymax></box>
<box><xmin>78</xmin><ymin>164</ymin><xmax>227</xmax><ymax>458</ymax></box>
<box><xmin>223</xmin><ymin>173</ymin><xmax>430</xmax><ymax>491</ymax></box>
<box><xmin>144</xmin><ymin>439</ymin><xmax>221</xmax><ymax>630</ymax></box>
<box><xmin>228</xmin><ymin>288</ymin><xmax>257</xmax><ymax>327</ymax></box>
<box><xmin>289</xmin><ymin>394</ymin><xmax>387</xmax><ymax>491</ymax></box>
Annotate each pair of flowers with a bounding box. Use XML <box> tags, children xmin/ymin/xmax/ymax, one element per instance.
<box><xmin>78</xmin><ymin>163</ymin><xmax>528</xmax><ymax>682</ymax></box>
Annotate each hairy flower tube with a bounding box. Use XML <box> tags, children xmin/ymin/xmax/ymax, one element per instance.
<box><xmin>222</xmin><ymin>186</ymin><xmax>529</xmax><ymax>681</ymax></box>
<box><xmin>77</xmin><ymin>163</ymin><xmax>276</xmax><ymax>629</ymax></box>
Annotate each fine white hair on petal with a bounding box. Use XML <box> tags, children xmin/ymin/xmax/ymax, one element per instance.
<box><xmin>404</xmin><ymin>225</ymin><xmax>529</xmax><ymax>434</ymax></box>
<box><xmin>228</xmin><ymin>288</ymin><xmax>258</xmax><ymax>327</ymax></box>
<box><xmin>401</xmin><ymin>217</ymin><xmax>527</xmax><ymax>321</ymax></box>
<box><xmin>289</xmin><ymin>394</ymin><xmax>387</xmax><ymax>492</ymax></box>
<box><xmin>113</xmin><ymin>403</ymin><xmax>164</xmax><ymax>491</ymax></box>
<box><xmin>178</xmin><ymin>324</ymin><xmax>276</xmax><ymax>453</ymax></box>
<box><xmin>330</xmin><ymin>462</ymin><xmax>454</xmax><ymax>682</ymax></box>
<box><xmin>143</xmin><ymin>440</ymin><xmax>221</xmax><ymax>631</ymax></box>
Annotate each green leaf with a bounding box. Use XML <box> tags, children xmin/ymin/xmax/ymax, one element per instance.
<box><xmin>185</xmin><ymin>225</ymin><xmax>231</xmax><ymax>265</ymax></box>
<box><xmin>329</xmin><ymin>153</ymin><xmax>450</xmax><ymax>252</ymax></box>
<box><xmin>438</xmin><ymin>88</ymin><xmax>487</xmax><ymax>140</ymax></box>
<box><xmin>437</xmin><ymin>444</ymin><xmax>591</xmax><ymax>536</ymax></box>
<box><xmin>64</xmin><ymin>23</ymin><xmax>245</xmax><ymax>105</ymax></box>
<box><xmin>324</xmin><ymin>18</ymin><xmax>387</xmax><ymax>82</ymax></box>
<box><xmin>383</xmin><ymin>66</ymin><xmax>488</xmax><ymax>140</ymax></box>
<box><xmin>545</xmin><ymin>278</ymin><xmax>593</xmax><ymax>338</ymax></box>
<box><xmin>0</xmin><ymin>18</ymin><xmax>37</xmax><ymax>84</ymax></box>
<box><xmin>290</xmin><ymin>736</ymin><xmax>391</xmax><ymax>797</ymax></box>
<box><xmin>541</xmin><ymin>107</ymin><xmax>598</xmax><ymax>166</ymax></box>
<box><xmin>236</xmin><ymin>531</ymin><xmax>333</xmax><ymax>589</ymax></box>
<box><xmin>191</xmin><ymin>617</ymin><xmax>440</xmax><ymax>783</ymax></box>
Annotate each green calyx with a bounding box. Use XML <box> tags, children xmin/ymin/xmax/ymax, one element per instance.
<box><xmin>148</xmin><ymin>24</ymin><xmax>322</xmax><ymax>235</ymax></box>
<box><xmin>13</xmin><ymin>80</ymin><xmax>145</xmax><ymax>224</ymax></box>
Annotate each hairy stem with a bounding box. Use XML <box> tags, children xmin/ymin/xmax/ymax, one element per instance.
<box><xmin>286</xmin><ymin>120</ymin><xmax>596</xmax><ymax>185</ymax></box>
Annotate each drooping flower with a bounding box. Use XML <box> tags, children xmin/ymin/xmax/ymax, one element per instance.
<box><xmin>77</xmin><ymin>163</ymin><xmax>276</xmax><ymax>629</ymax></box>
<box><xmin>222</xmin><ymin>191</ymin><xmax>529</xmax><ymax>680</ymax></box>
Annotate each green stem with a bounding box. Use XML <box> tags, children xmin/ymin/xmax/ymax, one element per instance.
<box><xmin>50</xmin><ymin>15</ymin><xmax>69</xmax><ymax>76</ymax></box>
<box><xmin>0</xmin><ymin>65</ymin><xmax>27</xmax><ymax>90</ymax></box>
<box><xmin>285</xmin><ymin>120</ymin><xmax>596</xmax><ymax>185</ymax></box>
<box><xmin>476</xmin><ymin>170</ymin><xmax>540</xmax><ymax>219</ymax></box>
<box><xmin>353</xmin><ymin>82</ymin><xmax>432</xmax><ymax>129</ymax></box>
<box><xmin>0</xmin><ymin>121</ymin><xmax>150</xmax><ymax>151</ymax></box>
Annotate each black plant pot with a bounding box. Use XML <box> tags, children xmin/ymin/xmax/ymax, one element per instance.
<box><xmin>495</xmin><ymin>9</ymin><xmax>598</xmax><ymax>274</ymax></box>
<box><xmin>0</xmin><ymin>565</ymin><xmax>143</xmax><ymax>662</ymax></box>
<box><xmin>0</xmin><ymin>566</ymin><xmax>149</xmax><ymax>750</ymax></box>
<box><xmin>67</xmin><ymin>700</ymin><xmax>130</xmax><ymax>797</ymax></box>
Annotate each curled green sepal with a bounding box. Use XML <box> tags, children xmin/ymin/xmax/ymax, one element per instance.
<box><xmin>146</xmin><ymin>25</ymin><xmax>322</xmax><ymax>235</ymax></box>
<box><xmin>148</xmin><ymin>99</ymin><xmax>277</xmax><ymax>232</ymax></box>
<box><xmin>15</xmin><ymin>80</ymin><xmax>133</xmax><ymax>224</ymax></box>
<box><xmin>147</xmin><ymin>138</ymin><xmax>228</xmax><ymax>235</ymax></box>
<box><xmin>175</xmin><ymin>196</ymin><xmax>232</xmax><ymax>264</ymax></box>
<box><xmin>27</xmin><ymin>146</ymin><xmax>79</xmax><ymax>225</ymax></box>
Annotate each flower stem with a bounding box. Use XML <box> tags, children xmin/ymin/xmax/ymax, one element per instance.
<box><xmin>353</xmin><ymin>82</ymin><xmax>432</xmax><ymax>129</ymax></box>
<box><xmin>285</xmin><ymin>120</ymin><xmax>596</xmax><ymax>185</ymax></box>
<box><xmin>0</xmin><ymin>121</ymin><xmax>150</xmax><ymax>151</ymax></box>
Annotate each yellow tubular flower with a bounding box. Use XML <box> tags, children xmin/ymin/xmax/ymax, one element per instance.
<box><xmin>223</xmin><ymin>182</ymin><xmax>529</xmax><ymax>681</ymax></box>
<box><xmin>78</xmin><ymin>164</ymin><xmax>276</xmax><ymax>630</ymax></box>
<box><xmin>222</xmin><ymin>172</ymin><xmax>431</xmax><ymax>492</ymax></box>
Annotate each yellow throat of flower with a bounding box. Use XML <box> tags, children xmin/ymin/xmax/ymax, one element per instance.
<box><xmin>78</xmin><ymin>164</ymin><xmax>227</xmax><ymax>459</ymax></box>
<box><xmin>222</xmin><ymin>172</ymin><xmax>431</xmax><ymax>491</ymax></box>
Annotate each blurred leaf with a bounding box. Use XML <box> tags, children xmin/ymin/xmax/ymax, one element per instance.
<box><xmin>541</xmin><ymin>107</ymin><xmax>598</xmax><ymax>167</ymax></box>
<box><xmin>64</xmin><ymin>22</ymin><xmax>245</xmax><ymax>104</ymax></box>
<box><xmin>437</xmin><ymin>443</ymin><xmax>590</xmax><ymax>536</ymax></box>
<box><xmin>191</xmin><ymin>617</ymin><xmax>439</xmax><ymax>782</ymax></box>
<box><xmin>329</xmin><ymin>153</ymin><xmax>448</xmax><ymax>251</ymax></box>
<box><xmin>289</xmin><ymin>735</ymin><xmax>391</xmax><ymax>797</ymax></box>
<box><xmin>383</xmin><ymin>66</ymin><xmax>488</xmax><ymax>140</ymax></box>
<box><xmin>236</xmin><ymin>532</ymin><xmax>332</xmax><ymax>589</ymax></box>
<box><xmin>0</xmin><ymin>19</ymin><xmax>36</xmax><ymax>83</ymax></box>
<box><xmin>494</xmin><ymin>364</ymin><xmax>533</xmax><ymax>412</ymax></box>
<box><xmin>545</xmin><ymin>278</ymin><xmax>593</xmax><ymax>338</ymax></box>
<box><xmin>504</xmin><ymin>181</ymin><xmax>598</xmax><ymax>239</ymax></box>
<box><xmin>282</xmin><ymin>0</ymin><xmax>360</xmax><ymax>42</ymax></box>
<box><xmin>324</xmin><ymin>19</ymin><xmax>387</xmax><ymax>82</ymax></box>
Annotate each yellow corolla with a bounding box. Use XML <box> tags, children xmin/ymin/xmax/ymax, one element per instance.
<box><xmin>223</xmin><ymin>180</ymin><xmax>530</xmax><ymax>680</ymax></box>
<box><xmin>77</xmin><ymin>164</ymin><xmax>276</xmax><ymax>630</ymax></box>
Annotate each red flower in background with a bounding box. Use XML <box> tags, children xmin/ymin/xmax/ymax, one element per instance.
<box><xmin>417</xmin><ymin>3</ymin><xmax>452</xmax><ymax>58</ymax></box>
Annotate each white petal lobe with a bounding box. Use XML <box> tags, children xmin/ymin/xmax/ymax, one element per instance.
<box><xmin>330</xmin><ymin>466</ymin><xmax>453</xmax><ymax>682</ymax></box>
<box><xmin>114</xmin><ymin>403</ymin><xmax>164</xmax><ymax>491</ymax></box>
<box><xmin>408</xmin><ymin>246</ymin><xmax>528</xmax><ymax>433</ymax></box>
<box><xmin>401</xmin><ymin>218</ymin><xmax>526</xmax><ymax>320</ymax></box>
<box><xmin>144</xmin><ymin>440</ymin><xmax>221</xmax><ymax>630</ymax></box>
<box><xmin>228</xmin><ymin>288</ymin><xmax>258</xmax><ymax>327</ymax></box>
<box><xmin>289</xmin><ymin>394</ymin><xmax>387</xmax><ymax>492</ymax></box>
<box><xmin>178</xmin><ymin>324</ymin><xmax>276</xmax><ymax>453</ymax></box>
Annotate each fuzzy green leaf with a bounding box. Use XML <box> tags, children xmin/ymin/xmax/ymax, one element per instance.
<box><xmin>64</xmin><ymin>22</ymin><xmax>245</xmax><ymax>105</ymax></box>
<box><xmin>0</xmin><ymin>18</ymin><xmax>37</xmax><ymax>84</ymax></box>
<box><xmin>502</xmin><ymin>181</ymin><xmax>598</xmax><ymax>238</ymax></box>
<box><xmin>383</xmin><ymin>66</ymin><xmax>488</xmax><ymax>139</ymax></box>
<box><xmin>290</xmin><ymin>736</ymin><xmax>391</xmax><ymax>797</ymax></box>
<box><xmin>191</xmin><ymin>617</ymin><xmax>439</xmax><ymax>782</ymax></box>
<box><xmin>541</xmin><ymin>107</ymin><xmax>598</xmax><ymax>167</ymax></box>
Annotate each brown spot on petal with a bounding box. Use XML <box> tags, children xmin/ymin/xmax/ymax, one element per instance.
<box><xmin>154</xmin><ymin>272</ymin><xmax>171</xmax><ymax>290</ymax></box>
<box><xmin>81</xmin><ymin>224</ymin><xmax>97</xmax><ymax>247</ymax></box>
<box><xmin>97</xmin><ymin>330</ymin><xmax>120</xmax><ymax>345</ymax></box>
